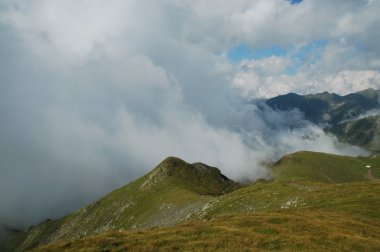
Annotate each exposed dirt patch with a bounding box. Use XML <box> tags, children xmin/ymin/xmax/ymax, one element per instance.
<box><xmin>366</xmin><ymin>169</ymin><xmax>380</xmax><ymax>183</ymax></box>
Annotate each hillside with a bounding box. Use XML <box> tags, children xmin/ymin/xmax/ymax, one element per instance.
<box><xmin>271</xmin><ymin>151</ymin><xmax>380</xmax><ymax>183</ymax></box>
<box><xmin>4</xmin><ymin>152</ymin><xmax>379</xmax><ymax>251</ymax></box>
<box><xmin>34</xmin><ymin>179</ymin><xmax>380</xmax><ymax>251</ymax></box>
<box><xmin>327</xmin><ymin>115</ymin><xmax>380</xmax><ymax>153</ymax></box>
<box><xmin>266</xmin><ymin>88</ymin><xmax>380</xmax><ymax>126</ymax></box>
<box><xmin>10</xmin><ymin>157</ymin><xmax>240</xmax><ymax>251</ymax></box>
<box><xmin>34</xmin><ymin>208</ymin><xmax>380</xmax><ymax>252</ymax></box>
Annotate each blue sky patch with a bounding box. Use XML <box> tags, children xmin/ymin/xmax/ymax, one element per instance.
<box><xmin>228</xmin><ymin>44</ymin><xmax>288</xmax><ymax>63</ymax></box>
<box><xmin>287</xmin><ymin>0</ymin><xmax>303</xmax><ymax>5</ymax></box>
<box><xmin>228</xmin><ymin>39</ymin><xmax>328</xmax><ymax>75</ymax></box>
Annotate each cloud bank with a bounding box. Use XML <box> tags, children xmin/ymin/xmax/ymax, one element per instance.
<box><xmin>0</xmin><ymin>0</ymin><xmax>379</xmax><ymax>228</ymax></box>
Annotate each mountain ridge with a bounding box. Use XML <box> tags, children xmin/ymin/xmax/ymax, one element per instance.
<box><xmin>266</xmin><ymin>88</ymin><xmax>380</xmax><ymax>126</ymax></box>
<box><xmin>5</xmin><ymin>151</ymin><xmax>380</xmax><ymax>251</ymax></box>
<box><xmin>24</xmin><ymin>153</ymin><xmax>380</xmax><ymax>251</ymax></box>
<box><xmin>7</xmin><ymin>157</ymin><xmax>241</xmax><ymax>251</ymax></box>
<box><xmin>266</xmin><ymin>88</ymin><xmax>380</xmax><ymax>152</ymax></box>
<box><xmin>327</xmin><ymin>115</ymin><xmax>380</xmax><ymax>153</ymax></box>
<box><xmin>271</xmin><ymin>150</ymin><xmax>380</xmax><ymax>183</ymax></box>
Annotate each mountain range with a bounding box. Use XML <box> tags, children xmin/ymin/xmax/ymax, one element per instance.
<box><xmin>266</xmin><ymin>88</ymin><xmax>380</xmax><ymax>153</ymax></box>
<box><xmin>2</xmin><ymin>89</ymin><xmax>380</xmax><ymax>251</ymax></box>
<box><xmin>266</xmin><ymin>88</ymin><xmax>380</xmax><ymax>125</ymax></box>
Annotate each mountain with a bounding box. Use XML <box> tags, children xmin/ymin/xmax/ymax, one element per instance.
<box><xmin>7</xmin><ymin>153</ymin><xmax>380</xmax><ymax>251</ymax></box>
<box><xmin>327</xmin><ymin>115</ymin><xmax>380</xmax><ymax>153</ymax></box>
<box><xmin>266</xmin><ymin>88</ymin><xmax>380</xmax><ymax>126</ymax></box>
<box><xmin>9</xmin><ymin>157</ymin><xmax>240</xmax><ymax>251</ymax></box>
<box><xmin>266</xmin><ymin>88</ymin><xmax>380</xmax><ymax>152</ymax></box>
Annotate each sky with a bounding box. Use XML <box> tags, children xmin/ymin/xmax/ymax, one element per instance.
<box><xmin>0</xmin><ymin>0</ymin><xmax>379</xmax><ymax>228</ymax></box>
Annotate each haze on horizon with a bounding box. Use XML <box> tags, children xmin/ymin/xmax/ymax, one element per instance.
<box><xmin>0</xmin><ymin>0</ymin><xmax>379</xmax><ymax>228</ymax></box>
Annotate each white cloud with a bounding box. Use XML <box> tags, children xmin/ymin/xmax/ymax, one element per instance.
<box><xmin>240</xmin><ymin>56</ymin><xmax>292</xmax><ymax>75</ymax></box>
<box><xmin>324</xmin><ymin>70</ymin><xmax>380</xmax><ymax>94</ymax></box>
<box><xmin>179</xmin><ymin>0</ymin><xmax>380</xmax><ymax>51</ymax></box>
<box><xmin>233</xmin><ymin>65</ymin><xmax>380</xmax><ymax>99</ymax></box>
<box><xmin>1</xmin><ymin>0</ymin><xmax>128</xmax><ymax>64</ymax></box>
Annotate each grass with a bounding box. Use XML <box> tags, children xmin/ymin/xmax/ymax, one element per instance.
<box><xmin>33</xmin><ymin>209</ymin><xmax>380</xmax><ymax>252</ymax></box>
<box><xmin>30</xmin><ymin>179</ymin><xmax>380</xmax><ymax>251</ymax></box>
<box><xmin>10</xmin><ymin>152</ymin><xmax>380</xmax><ymax>251</ymax></box>
<box><xmin>195</xmin><ymin>180</ymin><xmax>380</xmax><ymax>220</ymax></box>
<box><xmin>271</xmin><ymin>151</ymin><xmax>380</xmax><ymax>183</ymax></box>
<box><xmin>14</xmin><ymin>157</ymin><xmax>240</xmax><ymax>251</ymax></box>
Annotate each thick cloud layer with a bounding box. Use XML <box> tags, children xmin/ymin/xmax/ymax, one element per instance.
<box><xmin>0</xmin><ymin>0</ymin><xmax>378</xmax><ymax>228</ymax></box>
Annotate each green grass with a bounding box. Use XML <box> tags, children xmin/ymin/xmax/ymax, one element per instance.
<box><xmin>34</xmin><ymin>208</ymin><xmax>380</xmax><ymax>251</ymax></box>
<box><xmin>29</xmin><ymin>179</ymin><xmax>380</xmax><ymax>251</ymax></box>
<box><xmin>271</xmin><ymin>151</ymin><xmax>380</xmax><ymax>183</ymax></box>
<box><xmin>204</xmin><ymin>180</ymin><xmax>380</xmax><ymax>219</ymax></box>
<box><xmin>10</xmin><ymin>152</ymin><xmax>380</xmax><ymax>251</ymax></box>
<box><xmin>13</xmin><ymin>157</ymin><xmax>240</xmax><ymax>251</ymax></box>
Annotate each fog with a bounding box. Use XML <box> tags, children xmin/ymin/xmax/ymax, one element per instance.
<box><xmin>0</xmin><ymin>0</ymin><xmax>378</xmax><ymax>228</ymax></box>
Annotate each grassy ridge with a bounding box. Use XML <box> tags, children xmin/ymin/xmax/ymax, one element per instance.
<box><xmin>34</xmin><ymin>180</ymin><xmax>380</xmax><ymax>251</ymax></box>
<box><xmin>203</xmin><ymin>181</ymin><xmax>380</xmax><ymax>220</ymax></box>
<box><xmin>11</xmin><ymin>152</ymin><xmax>380</xmax><ymax>251</ymax></box>
<box><xmin>272</xmin><ymin>151</ymin><xmax>380</xmax><ymax>183</ymax></box>
<box><xmin>14</xmin><ymin>157</ymin><xmax>240</xmax><ymax>251</ymax></box>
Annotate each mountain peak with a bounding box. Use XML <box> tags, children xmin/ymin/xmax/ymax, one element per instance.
<box><xmin>156</xmin><ymin>156</ymin><xmax>189</xmax><ymax>174</ymax></box>
<box><xmin>139</xmin><ymin>157</ymin><xmax>191</xmax><ymax>190</ymax></box>
<box><xmin>140</xmin><ymin>157</ymin><xmax>240</xmax><ymax>195</ymax></box>
<box><xmin>356</xmin><ymin>88</ymin><xmax>379</xmax><ymax>99</ymax></box>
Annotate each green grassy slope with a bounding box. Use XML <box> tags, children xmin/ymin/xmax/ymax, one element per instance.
<box><xmin>271</xmin><ymin>151</ymin><xmax>380</xmax><ymax>183</ymax></box>
<box><xmin>13</xmin><ymin>157</ymin><xmax>240</xmax><ymax>251</ymax></box>
<box><xmin>327</xmin><ymin>116</ymin><xmax>380</xmax><ymax>153</ymax></box>
<box><xmin>34</xmin><ymin>211</ymin><xmax>380</xmax><ymax>252</ymax></box>
<box><xmin>11</xmin><ymin>152</ymin><xmax>380</xmax><ymax>251</ymax></box>
<box><xmin>34</xmin><ymin>180</ymin><xmax>380</xmax><ymax>252</ymax></box>
<box><xmin>202</xmin><ymin>180</ymin><xmax>380</xmax><ymax>220</ymax></box>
